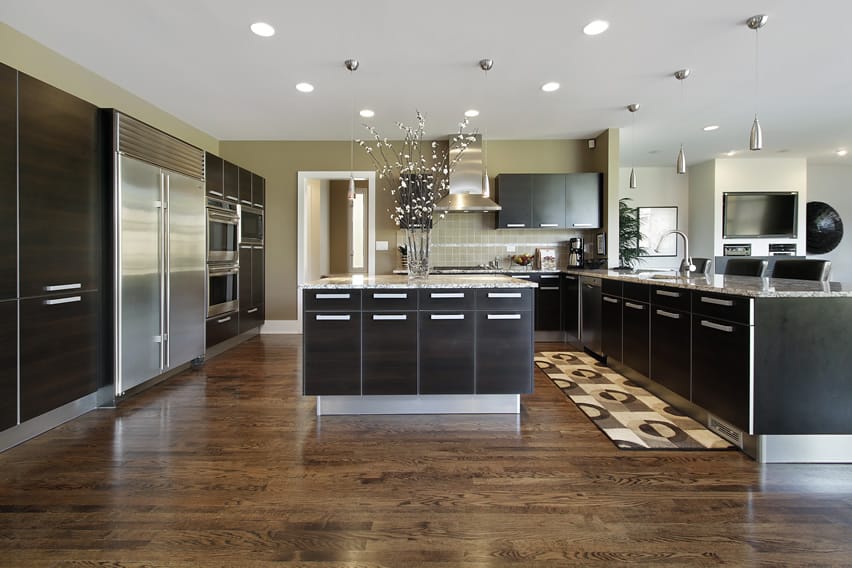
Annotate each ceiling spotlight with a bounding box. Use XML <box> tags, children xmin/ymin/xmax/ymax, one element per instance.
<box><xmin>541</xmin><ymin>82</ymin><xmax>560</xmax><ymax>92</ymax></box>
<box><xmin>359</xmin><ymin>109</ymin><xmax>375</xmax><ymax>118</ymax></box>
<box><xmin>837</xmin><ymin>149</ymin><xmax>849</xmax><ymax>157</ymax></box>
<box><xmin>250</xmin><ymin>22</ymin><xmax>275</xmax><ymax>37</ymax></box>
<box><xmin>583</xmin><ymin>20</ymin><xmax>610</xmax><ymax>35</ymax></box>
<box><xmin>464</xmin><ymin>109</ymin><xmax>480</xmax><ymax>118</ymax></box>
<box><xmin>295</xmin><ymin>82</ymin><xmax>314</xmax><ymax>93</ymax></box>
<box><xmin>703</xmin><ymin>125</ymin><xmax>720</xmax><ymax>131</ymax></box>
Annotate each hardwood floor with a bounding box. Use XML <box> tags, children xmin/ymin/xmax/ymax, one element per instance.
<box><xmin>1</xmin><ymin>335</ymin><xmax>851</xmax><ymax>567</ymax></box>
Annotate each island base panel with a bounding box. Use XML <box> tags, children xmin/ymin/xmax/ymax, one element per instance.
<box><xmin>316</xmin><ymin>394</ymin><xmax>520</xmax><ymax>416</ymax></box>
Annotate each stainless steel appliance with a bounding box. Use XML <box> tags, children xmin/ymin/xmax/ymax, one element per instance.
<box><xmin>110</xmin><ymin>111</ymin><xmax>206</xmax><ymax>395</ymax></box>
<box><xmin>580</xmin><ymin>276</ymin><xmax>602</xmax><ymax>358</ymax></box>
<box><xmin>207</xmin><ymin>198</ymin><xmax>239</xmax><ymax>262</ymax></box>
<box><xmin>568</xmin><ymin>237</ymin><xmax>584</xmax><ymax>267</ymax></box>
<box><xmin>208</xmin><ymin>263</ymin><xmax>239</xmax><ymax>317</ymax></box>
<box><xmin>240</xmin><ymin>204</ymin><xmax>264</xmax><ymax>245</ymax></box>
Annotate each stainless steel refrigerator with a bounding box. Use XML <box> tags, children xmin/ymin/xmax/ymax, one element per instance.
<box><xmin>110</xmin><ymin>112</ymin><xmax>206</xmax><ymax>395</ymax></box>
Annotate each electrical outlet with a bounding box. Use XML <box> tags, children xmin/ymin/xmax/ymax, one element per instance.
<box><xmin>506</xmin><ymin>245</ymin><xmax>516</xmax><ymax>253</ymax></box>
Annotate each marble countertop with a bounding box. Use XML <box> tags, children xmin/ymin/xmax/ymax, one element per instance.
<box><xmin>302</xmin><ymin>274</ymin><xmax>539</xmax><ymax>289</ymax></box>
<box><xmin>565</xmin><ymin>268</ymin><xmax>852</xmax><ymax>298</ymax></box>
<box><xmin>392</xmin><ymin>268</ymin><xmax>560</xmax><ymax>275</ymax></box>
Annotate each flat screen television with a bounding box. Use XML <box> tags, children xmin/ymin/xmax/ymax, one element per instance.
<box><xmin>722</xmin><ymin>191</ymin><xmax>798</xmax><ymax>238</ymax></box>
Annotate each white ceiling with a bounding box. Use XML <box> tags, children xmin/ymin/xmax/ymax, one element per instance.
<box><xmin>3</xmin><ymin>0</ymin><xmax>852</xmax><ymax>166</ymax></box>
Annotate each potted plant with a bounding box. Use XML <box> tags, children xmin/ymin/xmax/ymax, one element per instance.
<box><xmin>618</xmin><ymin>197</ymin><xmax>648</xmax><ymax>269</ymax></box>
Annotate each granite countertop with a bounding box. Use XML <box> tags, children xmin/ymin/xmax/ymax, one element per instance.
<box><xmin>392</xmin><ymin>268</ymin><xmax>560</xmax><ymax>275</ymax></box>
<box><xmin>302</xmin><ymin>274</ymin><xmax>539</xmax><ymax>289</ymax></box>
<box><xmin>565</xmin><ymin>268</ymin><xmax>852</xmax><ymax>298</ymax></box>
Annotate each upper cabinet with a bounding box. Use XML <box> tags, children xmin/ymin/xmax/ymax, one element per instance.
<box><xmin>496</xmin><ymin>172</ymin><xmax>602</xmax><ymax>230</ymax></box>
<box><xmin>205</xmin><ymin>152</ymin><xmax>224</xmax><ymax>198</ymax></box>
<box><xmin>238</xmin><ymin>166</ymin><xmax>252</xmax><ymax>206</ymax></box>
<box><xmin>0</xmin><ymin>64</ymin><xmax>17</xmax><ymax>301</ymax></box>
<box><xmin>251</xmin><ymin>173</ymin><xmax>265</xmax><ymax>209</ymax></box>
<box><xmin>223</xmin><ymin>159</ymin><xmax>239</xmax><ymax>203</ymax></box>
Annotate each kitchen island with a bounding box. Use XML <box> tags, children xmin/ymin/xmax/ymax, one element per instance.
<box><xmin>567</xmin><ymin>268</ymin><xmax>852</xmax><ymax>463</ymax></box>
<box><xmin>301</xmin><ymin>274</ymin><xmax>537</xmax><ymax>415</ymax></box>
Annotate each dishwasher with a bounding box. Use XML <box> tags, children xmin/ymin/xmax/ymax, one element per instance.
<box><xmin>580</xmin><ymin>276</ymin><xmax>603</xmax><ymax>358</ymax></box>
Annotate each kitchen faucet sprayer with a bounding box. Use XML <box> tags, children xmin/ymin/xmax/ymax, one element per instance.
<box><xmin>655</xmin><ymin>230</ymin><xmax>695</xmax><ymax>276</ymax></box>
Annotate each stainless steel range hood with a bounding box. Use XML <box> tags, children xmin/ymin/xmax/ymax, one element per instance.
<box><xmin>434</xmin><ymin>134</ymin><xmax>501</xmax><ymax>213</ymax></box>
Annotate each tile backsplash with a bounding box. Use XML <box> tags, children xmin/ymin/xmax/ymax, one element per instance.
<box><xmin>397</xmin><ymin>212</ymin><xmax>594</xmax><ymax>269</ymax></box>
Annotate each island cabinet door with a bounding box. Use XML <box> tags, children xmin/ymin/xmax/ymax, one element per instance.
<box><xmin>601</xmin><ymin>294</ymin><xmax>622</xmax><ymax>362</ymax></box>
<box><xmin>536</xmin><ymin>274</ymin><xmax>562</xmax><ymax>331</ymax></box>
<box><xmin>363</xmin><ymin>312</ymin><xmax>417</xmax><ymax>395</ymax></box>
<box><xmin>621</xmin><ymin>299</ymin><xmax>650</xmax><ymax>377</ymax></box>
<box><xmin>303</xmin><ymin>311</ymin><xmax>361</xmax><ymax>396</ymax></box>
<box><xmin>475</xmin><ymin>310</ymin><xmax>534</xmax><ymax>394</ymax></box>
<box><xmin>650</xmin><ymin>306</ymin><xmax>691</xmax><ymax>400</ymax></box>
<box><xmin>419</xmin><ymin>311</ymin><xmax>475</xmax><ymax>394</ymax></box>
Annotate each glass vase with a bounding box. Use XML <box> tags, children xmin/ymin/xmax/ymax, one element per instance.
<box><xmin>406</xmin><ymin>226</ymin><xmax>431</xmax><ymax>279</ymax></box>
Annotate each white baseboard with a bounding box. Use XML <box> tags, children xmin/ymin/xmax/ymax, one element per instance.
<box><xmin>261</xmin><ymin>320</ymin><xmax>301</xmax><ymax>334</ymax></box>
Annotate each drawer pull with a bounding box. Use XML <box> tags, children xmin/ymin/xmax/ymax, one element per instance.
<box><xmin>506</xmin><ymin>223</ymin><xmax>526</xmax><ymax>228</ymax></box>
<box><xmin>564</xmin><ymin>275</ymin><xmax>577</xmax><ymax>280</ymax></box>
<box><xmin>487</xmin><ymin>314</ymin><xmax>521</xmax><ymax>320</ymax></box>
<box><xmin>540</xmin><ymin>286</ymin><xmax>559</xmax><ymax>291</ymax></box>
<box><xmin>240</xmin><ymin>199</ymin><xmax>252</xmax><ymax>205</ymax></box>
<box><xmin>44</xmin><ymin>283</ymin><xmax>82</xmax><ymax>292</ymax></box>
<box><xmin>253</xmin><ymin>246</ymin><xmax>263</xmax><ymax>250</ymax></box>
<box><xmin>539</xmin><ymin>223</ymin><xmax>559</xmax><ymax>228</ymax></box>
<box><xmin>510</xmin><ymin>275</ymin><xmax>531</xmax><ymax>279</ymax></box>
<box><xmin>701</xmin><ymin>319</ymin><xmax>733</xmax><ymax>333</ymax></box>
<box><xmin>625</xmin><ymin>302</ymin><xmax>644</xmax><ymax>310</ymax></box>
<box><xmin>656</xmin><ymin>309</ymin><xmax>680</xmax><ymax>320</ymax></box>
<box><xmin>217</xmin><ymin>316</ymin><xmax>232</xmax><ymax>324</ymax></box>
<box><xmin>374</xmin><ymin>293</ymin><xmax>407</xmax><ymax>299</ymax></box>
<box><xmin>656</xmin><ymin>290</ymin><xmax>681</xmax><ymax>298</ymax></box>
<box><xmin>488</xmin><ymin>292</ymin><xmax>522</xmax><ymax>298</ymax></box>
<box><xmin>316</xmin><ymin>293</ymin><xmax>350</xmax><ymax>299</ymax></box>
<box><xmin>240</xmin><ymin>245</ymin><xmax>252</xmax><ymax>250</ymax></box>
<box><xmin>208</xmin><ymin>190</ymin><xmax>224</xmax><ymax>197</ymax></box>
<box><xmin>253</xmin><ymin>203</ymin><xmax>264</xmax><ymax>209</ymax></box>
<box><xmin>603</xmin><ymin>296</ymin><xmax>619</xmax><ymax>304</ymax></box>
<box><xmin>430</xmin><ymin>292</ymin><xmax>464</xmax><ymax>299</ymax></box>
<box><xmin>701</xmin><ymin>296</ymin><xmax>734</xmax><ymax>307</ymax></box>
<box><xmin>316</xmin><ymin>315</ymin><xmax>350</xmax><ymax>321</ymax></box>
<box><xmin>430</xmin><ymin>314</ymin><xmax>465</xmax><ymax>320</ymax></box>
<box><xmin>246</xmin><ymin>308</ymin><xmax>259</xmax><ymax>314</ymax></box>
<box><xmin>226</xmin><ymin>196</ymin><xmax>239</xmax><ymax>202</ymax></box>
<box><xmin>540</xmin><ymin>275</ymin><xmax>559</xmax><ymax>279</ymax></box>
<box><xmin>573</xmin><ymin>223</ymin><xmax>593</xmax><ymax>227</ymax></box>
<box><xmin>373</xmin><ymin>314</ymin><xmax>407</xmax><ymax>321</ymax></box>
<box><xmin>43</xmin><ymin>296</ymin><xmax>81</xmax><ymax>306</ymax></box>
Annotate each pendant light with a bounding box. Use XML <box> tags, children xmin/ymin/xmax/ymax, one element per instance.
<box><xmin>627</xmin><ymin>103</ymin><xmax>640</xmax><ymax>189</ymax></box>
<box><xmin>479</xmin><ymin>58</ymin><xmax>493</xmax><ymax>197</ymax></box>
<box><xmin>344</xmin><ymin>58</ymin><xmax>359</xmax><ymax>200</ymax></box>
<box><xmin>674</xmin><ymin>68</ymin><xmax>690</xmax><ymax>175</ymax></box>
<box><xmin>747</xmin><ymin>14</ymin><xmax>768</xmax><ymax>151</ymax></box>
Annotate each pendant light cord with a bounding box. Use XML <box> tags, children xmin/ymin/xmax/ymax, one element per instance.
<box><xmin>754</xmin><ymin>27</ymin><xmax>760</xmax><ymax>116</ymax></box>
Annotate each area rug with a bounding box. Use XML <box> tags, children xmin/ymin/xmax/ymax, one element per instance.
<box><xmin>536</xmin><ymin>351</ymin><xmax>735</xmax><ymax>450</ymax></box>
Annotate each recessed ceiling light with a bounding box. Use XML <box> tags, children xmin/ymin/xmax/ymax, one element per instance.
<box><xmin>837</xmin><ymin>149</ymin><xmax>848</xmax><ymax>157</ymax></box>
<box><xmin>583</xmin><ymin>20</ymin><xmax>610</xmax><ymax>35</ymax></box>
<box><xmin>359</xmin><ymin>109</ymin><xmax>375</xmax><ymax>118</ymax></box>
<box><xmin>541</xmin><ymin>82</ymin><xmax>560</xmax><ymax>92</ymax></box>
<box><xmin>725</xmin><ymin>150</ymin><xmax>737</xmax><ymax>156</ymax></box>
<box><xmin>295</xmin><ymin>82</ymin><xmax>314</xmax><ymax>93</ymax></box>
<box><xmin>464</xmin><ymin>109</ymin><xmax>480</xmax><ymax>118</ymax></box>
<box><xmin>250</xmin><ymin>22</ymin><xmax>275</xmax><ymax>37</ymax></box>
<box><xmin>703</xmin><ymin>125</ymin><xmax>720</xmax><ymax>131</ymax></box>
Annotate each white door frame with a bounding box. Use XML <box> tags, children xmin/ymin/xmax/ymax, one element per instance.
<box><xmin>297</xmin><ymin>170</ymin><xmax>376</xmax><ymax>333</ymax></box>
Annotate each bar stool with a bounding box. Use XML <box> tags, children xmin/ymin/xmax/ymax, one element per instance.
<box><xmin>722</xmin><ymin>258</ymin><xmax>768</xmax><ymax>277</ymax></box>
<box><xmin>692</xmin><ymin>258</ymin><xmax>712</xmax><ymax>275</ymax></box>
<box><xmin>770</xmin><ymin>259</ymin><xmax>831</xmax><ymax>281</ymax></box>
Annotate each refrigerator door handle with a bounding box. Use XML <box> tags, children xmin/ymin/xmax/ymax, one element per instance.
<box><xmin>164</xmin><ymin>174</ymin><xmax>171</xmax><ymax>370</ymax></box>
<box><xmin>158</xmin><ymin>172</ymin><xmax>166</xmax><ymax>371</ymax></box>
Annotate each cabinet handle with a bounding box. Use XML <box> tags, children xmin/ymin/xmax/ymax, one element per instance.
<box><xmin>44</xmin><ymin>283</ymin><xmax>82</xmax><ymax>292</ymax></box>
<box><xmin>253</xmin><ymin>246</ymin><xmax>263</xmax><ymax>250</ymax></box>
<box><xmin>625</xmin><ymin>302</ymin><xmax>644</xmax><ymax>310</ymax></box>
<box><xmin>208</xmin><ymin>190</ymin><xmax>224</xmax><ymax>197</ymax></box>
<box><xmin>488</xmin><ymin>292</ymin><xmax>522</xmax><ymax>298</ymax></box>
<box><xmin>316</xmin><ymin>315</ymin><xmax>350</xmax><ymax>321</ymax></box>
<box><xmin>430</xmin><ymin>314</ymin><xmax>465</xmax><ymax>320</ymax></box>
<box><xmin>316</xmin><ymin>293</ymin><xmax>350</xmax><ymax>299</ymax></box>
<box><xmin>656</xmin><ymin>309</ymin><xmax>680</xmax><ymax>319</ymax></box>
<box><xmin>540</xmin><ymin>275</ymin><xmax>559</xmax><ymax>279</ymax></box>
<box><xmin>226</xmin><ymin>196</ymin><xmax>238</xmax><ymax>202</ymax></box>
<box><xmin>506</xmin><ymin>223</ymin><xmax>526</xmax><ymax>228</ymax></box>
<box><xmin>430</xmin><ymin>292</ymin><xmax>464</xmax><ymax>298</ymax></box>
<box><xmin>539</xmin><ymin>223</ymin><xmax>559</xmax><ymax>228</ymax></box>
<box><xmin>217</xmin><ymin>316</ymin><xmax>232</xmax><ymax>323</ymax></box>
<box><xmin>564</xmin><ymin>275</ymin><xmax>577</xmax><ymax>280</ymax></box>
<box><xmin>253</xmin><ymin>203</ymin><xmax>264</xmax><ymax>209</ymax></box>
<box><xmin>240</xmin><ymin>199</ymin><xmax>252</xmax><ymax>204</ymax></box>
<box><xmin>656</xmin><ymin>290</ymin><xmax>681</xmax><ymax>298</ymax></box>
<box><xmin>701</xmin><ymin>319</ymin><xmax>733</xmax><ymax>333</ymax></box>
<box><xmin>510</xmin><ymin>275</ymin><xmax>531</xmax><ymax>279</ymax></box>
<box><xmin>701</xmin><ymin>296</ymin><xmax>734</xmax><ymax>307</ymax></box>
<box><xmin>240</xmin><ymin>245</ymin><xmax>252</xmax><ymax>250</ymax></box>
<box><xmin>487</xmin><ymin>314</ymin><xmax>522</xmax><ymax>320</ymax></box>
<box><xmin>373</xmin><ymin>314</ymin><xmax>407</xmax><ymax>321</ymax></box>
<box><xmin>603</xmin><ymin>296</ymin><xmax>619</xmax><ymax>304</ymax></box>
<box><xmin>374</xmin><ymin>293</ymin><xmax>408</xmax><ymax>299</ymax></box>
<box><xmin>247</xmin><ymin>308</ymin><xmax>259</xmax><ymax>314</ymax></box>
<box><xmin>572</xmin><ymin>223</ymin><xmax>593</xmax><ymax>227</ymax></box>
<box><xmin>540</xmin><ymin>286</ymin><xmax>559</xmax><ymax>291</ymax></box>
<box><xmin>43</xmin><ymin>295</ymin><xmax>81</xmax><ymax>306</ymax></box>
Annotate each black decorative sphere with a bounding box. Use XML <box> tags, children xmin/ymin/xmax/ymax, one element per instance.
<box><xmin>806</xmin><ymin>201</ymin><xmax>843</xmax><ymax>254</ymax></box>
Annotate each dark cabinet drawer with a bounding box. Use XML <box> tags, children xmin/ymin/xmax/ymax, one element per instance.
<box><xmin>601</xmin><ymin>294</ymin><xmax>622</xmax><ymax>361</ymax></box>
<box><xmin>303</xmin><ymin>289</ymin><xmax>361</xmax><ymax>311</ymax></box>
<box><xmin>622</xmin><ymin>282</ymin><xmax>650</xmax><ymax>302</ymax></box>
<box><xmin>0</xmin><ymin>299</ymin><xmax>17</xmax><ymax>431</ymax></box>
<box><xmin>561</xmin><ymin>274</ymin><xmax>580</xmax><ymax>340</ymax></box>
<box><xmin>476</xmin><ymin>288</ymin><xmax>534</xmax><ymax>311</ymax></box>
<box><xmin>536</xmin><ymin>274</ymin><xmax>561</xmax><ymax>331</ymax></box>
<box><xmin>239</xmin><ymin>305</ymin><xmax>263</xmax><ymax>332</ymax></box>
<box><xmin>602</xmin><ymin>278</ymin><xmax>622</xmax><ymax>296</ymax></box>
<box><xmin>650</xmin><ymin>306</ymin><xmax>691</xmax><ymax>400</ymax></box>
<box><xmin>206</xmin><ymin>312</ymin><xmax>239</xmax><ymax>348</ymax></box>
<box><xmin>20</xmin><ymin>291</ymin><xmax>99</xmax><ymax>422</ymax></box>
<box><xmin>418</xmin><ymin>289</ymin><xmax>475</xmax><ymax>310</ymax></box>
<box><xmin>692</xmin><ymin>291</ymin><xmax>752</xmax><ymax>324</ymax></box>
<box><xmin>363</xmin><ymin>312</ymin><xmax>417</xmax><ymax>395</ymax></box>
<box><xmin>363</xmin><ymin>290</ymin><xmax>418</xmax><ymax>311</ymax></box>
<box><xmin>303</xmin><ymin>311</ymin><xmax>361</xmax><ymax>395</ymax></box>
<box><xmin>622</xmin><ymin>299</ymin><xmax>650</xmax><ymax>377</ymax></box>
<box><xmin>476</xmin><ymin>311</ymin><xmax>533</xmax><ymax>394</ymax></box>
<box><xmin>651</xmin><ymin>285</ymin><xmax>690</xmax><ymax>311</ymax></box>
<box><xmin>419</xmin><ymin>311</ymin><xmax>475</xmax><ymax>394</ymax></box>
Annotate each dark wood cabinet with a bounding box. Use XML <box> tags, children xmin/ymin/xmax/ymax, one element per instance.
<box><xmin>419</xmin><ymin>311</ymin><xmax>475</xmax><ymax>394</ymax></box>
<box><xmin>18</xmin><ymin>73</ymin><xmax>101</xmax><ymax>298</ymax></box>
<box><xmin>0</xmin><ymin>300</ymin><xmax>17</xmax><ymax>431</ymax></box>
<box><xmin>496</xmin><ymin>174</ymin><xmax>533</xmax><ymax>228</ymax></box>
<box><xmin>251</xmin><ymin>246</ymin><xmax>264</xmax><ymax>312</ymax></box>
<box><xmin>565</xmin><ymin>173</ymin><xmax>603</xmax><ymax>229</ymax></box>
<box><xmin>601</xmin><ymin>293</ymin><xmax>622</xmax><ymax>362</ymax></box>
<box><xmin>561</xmin><ymin>274</ymin><xmax>580</xmax><ymax>341</ymax></box>
<box><xmin>19</xmin><ymin>292</ymin><xmax>99</xmax><ymax>422</ymax></box>
<box><xmin>205</xmin><ymin>312</ymin><xmax>238</xmax><ymax>349</ymax></box>
<box><xmin>535</xmin><ymin>273</ymin><xmax>561</xmax><ymax>331</ymax></box>
<box><xmin>0</xmin><ymin>64</ymin><xmax>16</xmax><ymax>301</ymax></box>
<box><xmin>363</xmin><ymin>312</ymin><xmax>417</xmax><ymax>395</ymax></box>
<box><xmin>238</xmin><ymin>167</ymin><xmax>252</xmax><ymax>206</ymax></box>
<box><xmin>303</xmin><ymin>310</ymin><xmax>361</xmax><ymax>396</ymax></box>
<box><xmin>251</xmin><ymin>173</ymin><xmax>265</xmax><ymax>208</ymax></box>
<box><xmin>223</xmin><ymin>160</ymin><xmax>239</xmax><ymax>203</ymax></box>
<box><xmin>622</xmin><ymin>298</ymin><xmax>650</xmax><ymax>377</ymax></box>
<box><xmin>475</xmin><ymin>310</ymin><xmax>534</xmax><ymax>394</ymax></box>
<box><xmin>205</xmin><ymin>152</ymin><xmax>224</xmax><ymax>198</ymax></box>
<box><xmin>531</xmin><ymin>174</ymin><xmax>565</xmax><ymax>228</ymax></box>
<box><xmin>650</xmin><ymin>306</ymin><xmax>691</xmax><ymax>399</ymax></box>
<box><xmin>238</xmin><ymin>245</ymin><xmax>264</xmax><ymax>334</ymax></box>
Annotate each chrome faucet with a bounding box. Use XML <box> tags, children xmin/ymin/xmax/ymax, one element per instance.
<box><xmin>655</xmin><ymin>230</ymin><xmax>695</xmax><ymax>276</ymax></box>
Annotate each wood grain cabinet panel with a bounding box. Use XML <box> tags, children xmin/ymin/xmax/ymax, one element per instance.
<box><xmin>303</xmin><ymin>309</ymin><xmax>361</xmax><ymax>396</ymax></box>
<box><xmin>0</xmin><ymin>64</ymin><xmax>16</xmax><ymax>301</ymax></box>
<box><xmin>419</xmin><ymin>311</ymin><xmax>475</xmax><ymax>394</ymax></box>
<box><xmin>205</xmin><ymin>152</ymin><xmax>224</xmax><ymax>197</ymax></box>
<box><xmin>363</xmin><ymin>312</ymin><xmax>417</xmax><ymax>395</ymax></box>
<box><xmin>0</xmin><ymin>300</ymin><xmax>17</xmax><ymax>431</ymax></box>
<box><xmin>475</xmin><ymin>310</ymin><xmax>533</xmax><ymax>394</ymax></box>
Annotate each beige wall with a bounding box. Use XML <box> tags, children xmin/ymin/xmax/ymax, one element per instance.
<box><xmin>0</xmin><ymin>24</ymin><xmax>218</xmax><ymax>153</ymax></box>
<box><xmin>588</xmin><ymin>129</ymin><xmax>620</xmax><ymax>266</ymax></box>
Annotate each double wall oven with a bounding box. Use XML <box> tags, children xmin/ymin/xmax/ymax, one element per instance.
<box><xmin>207</xmin><ymin>198</ymin><xmax>239</xmax><ymax>317</ymax></box>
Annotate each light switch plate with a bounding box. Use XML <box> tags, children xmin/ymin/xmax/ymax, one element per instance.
<box><xmin>375</xmin><ymin>240</ymin><xmax>389</xmax><ymax>251</ymax></box>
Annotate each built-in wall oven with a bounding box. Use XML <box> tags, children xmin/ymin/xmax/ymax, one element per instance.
<box><xmin>240</xmin><ymin>204</ymin><xmax>264</xmax><ymax>245</ymax></box>
<box><xmin>207</xmin><ymin>198</ymin><xmax>239</xmax><ymax>263</ymax></box>
<box><xmin>207</xmin><ymin>263</ymin><xmax>239</xmax><ymax>317</ymax></box>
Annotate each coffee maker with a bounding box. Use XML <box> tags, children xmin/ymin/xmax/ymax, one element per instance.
<box><xmin>567</xmin><ymin>237</ymin><xmax>584</xmax><ymax>267</ymax></box>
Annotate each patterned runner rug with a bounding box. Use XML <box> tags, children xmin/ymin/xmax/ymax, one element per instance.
<box><xmin>536</xmin><ymin>351</ymin><xmax>735</xmax><ymax>450</ymax></box>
